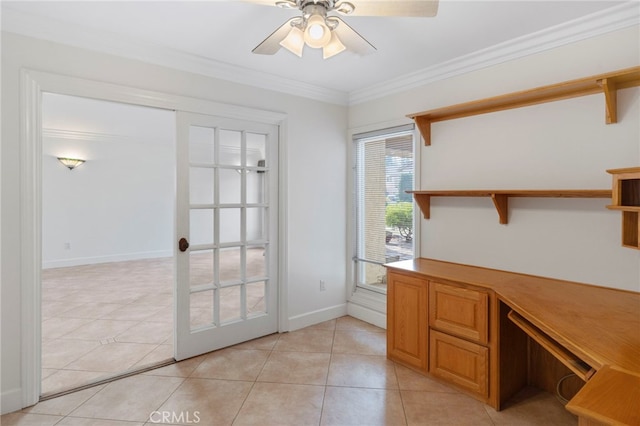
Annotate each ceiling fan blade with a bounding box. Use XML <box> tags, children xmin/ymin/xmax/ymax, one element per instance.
<box><xmin>234</xmin><ymin>0</ymin><xmax>280</xmax><ymax>6</ymax></box>
<box><xmin>234</xmin><ymin>0</ymin><xmax>298</xmax><ymax>8</ymax></box>
<box><xmin>331</xmin><ymin>17</ymin><xmax>376</xmax><ymax>55</ymax></box>
<box><xmin>347</xmin><ymin>0</ymin><xmax>439</xmax><ymax>17</ymax></box>
<box><xmin>252</xmin><ymin>18</ymin><xmax>297</xmax><ymax>55</ymax></box>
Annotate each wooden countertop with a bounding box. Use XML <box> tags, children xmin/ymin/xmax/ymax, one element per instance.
<box><xmin>386</xmin><ymin>258</ymin><xmax>640</xmax><ymax>424</ymax></box>
<box><xmin>386</xmin><ymin>258</ymin><xmax>640</xmax><ymax>374</ymax></box>
<box><xmin>566</xmin><ymin>365</ymin><xmax>640</xmax><ymax>424</ymax></box>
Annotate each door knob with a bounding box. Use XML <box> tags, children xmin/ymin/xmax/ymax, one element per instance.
<box><xmin>178</xmin><ymin>237</ymin><xmax>190</xmax><ymax>252</ymax></box>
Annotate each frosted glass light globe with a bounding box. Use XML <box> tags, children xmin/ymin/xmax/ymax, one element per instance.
<box><xmin>304</xmin><ymin>15</ymin><xmax>331</xmax><ymax>48</ymax></box>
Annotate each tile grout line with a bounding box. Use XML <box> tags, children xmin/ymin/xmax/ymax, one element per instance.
<box><xmin>317</xmin><ymin>322</ymin><xmax>338</xmax><ymax>426</ymax></box>
<box><xmin>144</xmin><ymin>375</ymin><xmax>189</xmax><ymax>425</ymax></box>
<box><xmin>394</xmin><ymin>363</ymin><xmax>410</xmax><ymax>426</ymax></box>
<box><xmin>228</xmin><ymin>339</ymin><xmax>276</xmax><ymax>426</ymax></box>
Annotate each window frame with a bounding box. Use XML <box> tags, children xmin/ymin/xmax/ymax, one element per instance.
<box><xmin>347</xmin><ymin>123</ymin><xmax>422</xmax><ymax>308</ymax></box>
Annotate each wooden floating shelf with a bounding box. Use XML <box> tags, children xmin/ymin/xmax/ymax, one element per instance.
<box><xmin>407</xmin><ymin>67</ymin><xmax>640</xmax><ymax>145</ymax></box>
<box><xmin>408</xmin><ymin>189</ymin><xmax>612</xmax><ymax>225</ymax></box>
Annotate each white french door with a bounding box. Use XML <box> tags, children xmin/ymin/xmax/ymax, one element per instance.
<box><xmin>175</xmin><ymin>111</ymin><xmax>279</xmax><ymax>360</ymax></box>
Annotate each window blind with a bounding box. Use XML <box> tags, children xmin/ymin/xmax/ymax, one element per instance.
<box><xmin>354</xmin><ymin>126</ymin><xmax>414</xmax><ymax>288</ymax></box>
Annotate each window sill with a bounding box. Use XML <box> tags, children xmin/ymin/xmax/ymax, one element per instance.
<box><xmin>349</xmin><ymin>286</ymin><xmax>387</xmax><ymax>314</ymax></box>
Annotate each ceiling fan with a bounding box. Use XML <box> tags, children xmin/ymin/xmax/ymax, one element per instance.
<box><xmin>246</xmin><ymin>0</ymin><xmax>439</xmax><ymax>59</ymax></box>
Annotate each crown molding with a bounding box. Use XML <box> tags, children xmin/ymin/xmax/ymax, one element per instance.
<box><xmin>43</xmin><ymin>128</ymin><xmax>124</xmax><ymax>143</ymax></box>
<box><xmin>2</xmin><ymin>7</ymin><xmax>349</xmax><ymax>106</ymax></box>
<box><xmin>348</xmin><ymin>1</ymin><xmax>640</xmax><ymax>105</ymax></box>
<box><xmin>43</xmin><ymin>128</ymin><xmax>174</xmax><ymax>146</ymax></box>
<box><xmin>4</xmin><ymin>3</ymin><xmax>637</xmax><ymax>107</ymax></box>
<box><xmin>43</xmin><ymin>128</ymin><xmax>260</xmax><ymax>154</ymax></box>
<box><xmin>43</xmin><ymin>128</ymin><xmax>155</xmax><ymax>144</ymax></box>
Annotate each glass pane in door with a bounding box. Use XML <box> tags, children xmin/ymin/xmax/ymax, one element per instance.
<box><xmin>246</xmin><ymin>245</ymin><xmax>267</xmax><ymax>280</ymax></box>
<box><xmin>247</xmin><ymin>133</ymin><xmax>267</xmax><ymax>204</ymax></box>
<box><xmin>219</xmin><ymin>247</ymin><xmax>242</xmax><ymax>284</ymax></box>
<box><xmin>190</xmin><ymin>251</ymin><xmax>213</xmax><ymax>288</ymax></box>
<box><xmin>219</xmin><ymin>168</ymin><xmax>242</xmax><ymax>204</ymax></box>
<box><xmin>246</xmin><ymin>207</ymin><xmax>266</xmax><ymax>241</ymax></box>
<box><xmin>220</xmin><ymin>285</ymin><xmax>242</xmax><ymax>323</ymax></box>
<box><xmin>219</xmin><ymin>208</ymin><xmax>242</xmax><ymax>243</ymax></box>
<box><xmin>247</xmin><ymin>281</ymin><xmax>266</xmax><ymax>315</ymax></box>
<box><xmin>189</xmin><ymin>209</ymin><xmax>214</xmax><ymax>246</ymax></box>
<box><xmin>219</xmin><ymin>129</ymin><xmax>242</xmax><ymax>167</ymax></box>
<box><xmin>190</xmin><ymin>290</ymin><xmax>214</xmax><ymax>328</ymax></box>
<box><xmin>190</xmin><ymin>167</ymin><xmax>214</xmax><ymax>205</ymax></box>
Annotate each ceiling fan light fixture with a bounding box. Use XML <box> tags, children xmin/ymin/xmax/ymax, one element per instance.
<box><xmin>279</xmin><ymin>26</ymin><xmax>305</xmax><ymax>57</ymax></box>
<box><xmin>322</xmin><ymin>31</ymin><xmax>346</xmax><ymax>59</ymax></box>
<box><xmin>303</xmin><ymin>14</ymin><xmax>331</xmax><ymax>48</ymax></box>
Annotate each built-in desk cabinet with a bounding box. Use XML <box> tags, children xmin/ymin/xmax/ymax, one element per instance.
<box><xmin>386</xmin><ymin>258</ymin><xmax>640</xmax><ymax>424</ymax></box>
<box><xmin>387</xmin><ymin>265</ymin><xmax>584</xmax><ymax>411</ymax></box>
<box><xmin>387</xmin><ymin>272</ymin><xmax>498</xmax><ymax>406</ymax></box>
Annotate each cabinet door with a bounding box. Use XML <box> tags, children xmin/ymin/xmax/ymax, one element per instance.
<box><xmin>387</xmin><ymin>272</ymin><xmax>428</xmax><ymax>372</ymax></box>
<box><xmin>430</xmin><ymin>330</ymin><xmax>489</xmax><ymax>398</ymax></box>
<box><xmin>429</xmin><ymin>281</ymin><xmax>488</xmax><ymax>344</ymax></box>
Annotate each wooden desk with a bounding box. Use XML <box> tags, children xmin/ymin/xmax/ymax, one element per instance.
<box><xmin>386</xmin><ymin>258</ymin><xmax>640</xmax><ymax>425</ymax></box>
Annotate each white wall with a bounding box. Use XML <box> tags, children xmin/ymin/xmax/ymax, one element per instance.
<box><xmin>42</xmin><ymin>94</ymin><xmax>176</xmax><ymax>268</ymax></box>
<box><xmin>350</xmin><ymin>26</ymin><xmax>640</xmax><ymax>291</ymax></box>
<box><xmin>1</xmin><ymin>32</ymin><xmax>348</xmax><ymax>413</ymax></box>
<box><xmin>41</xmin><ymin>94</ymin><xmax>266</xmax><ymax>268</ymax></box>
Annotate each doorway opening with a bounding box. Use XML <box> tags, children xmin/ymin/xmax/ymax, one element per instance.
<box><xmin>41</xmin><ymin>93</ymin><xmax>176</xmax><ymax>397</ymax></box>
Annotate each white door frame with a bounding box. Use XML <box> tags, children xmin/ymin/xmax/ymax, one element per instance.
<box><xmin>19</xmin><ymin>69</ymin><xmax>289</xmax><ymax>407</ymax></box>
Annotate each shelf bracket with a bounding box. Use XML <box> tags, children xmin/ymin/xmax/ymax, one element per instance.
<box><xmin>414</xmin><ymin>116</ymin><xmax>431</xmax><ymax>146</ymax></box>
<box><xmin>491</xmin><ymin>193</ymin><xmax>509</xmax><ymax>225</ymax></box>
<box><xmin>414</xmin><ymin>194</ymin><xmax>431</xmax><ymax>219</ymax></box>
<box><xmin>599</xmin><ymin>78</ymin><xmax>617</xmax><ymax>124</ymax></box>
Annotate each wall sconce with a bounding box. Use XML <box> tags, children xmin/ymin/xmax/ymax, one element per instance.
<box><xmin>57</xmin><ymin>157</ymin><xmax>85</xmax><ymax>170</ymax></box>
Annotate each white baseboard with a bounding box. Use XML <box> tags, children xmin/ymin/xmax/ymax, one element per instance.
<box><xmin>1</xmin><ymin>387</ymin><xmax>23</xmax><ymax>415</ymax></box>
<box><xmin>287</xmin><ymin>303</ymin><xmax>348</xmax><ymax>332</ymax></box>
<box><xmin>42</xmin><ymin>250</ymin><xmax>173</xmax><ymax>269</ymax></box>
<box><xmin>347</xmin><ymin>302</ymin><xmax>387</xmax><ymax>329</ymax></box>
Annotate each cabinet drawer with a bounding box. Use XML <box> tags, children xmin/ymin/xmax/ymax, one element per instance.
<box><xmin>429</xmin><ymin>281</ymin><xmax>488</xmax><ymax>344</ymax></box>
<box><xmin>430</xmin><ymin>330</ymin><xmax>489</xmax><ymax>398</ymax></box>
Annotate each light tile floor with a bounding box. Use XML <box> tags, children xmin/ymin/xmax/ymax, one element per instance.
<box><xmin>4</xmin><ymin>316</ymin><xmax>577</xmax><ymax>425</ymax></box>
<box><xmin>41</xmin><ymin>249</ymin><xmax>267</xmax><ymax>396</ymax></box>
<box><xmin>41</xmin><ymin>257</ymin><xmax>175</xmax><ymax>396</ymax></box>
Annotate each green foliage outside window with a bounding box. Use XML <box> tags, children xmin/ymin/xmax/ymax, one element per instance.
<box><xmin>385</xmin><ymin>202</ymin><xmax>413</xmax><ymax>242</ymax></box>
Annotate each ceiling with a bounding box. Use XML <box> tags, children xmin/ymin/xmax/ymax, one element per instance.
<box><xmin>2</xmin><ymin>1</ymin><xmax>636</xmax><ymax>103</ymax></box>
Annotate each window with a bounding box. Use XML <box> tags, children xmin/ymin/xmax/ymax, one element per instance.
<box><xmin>353</xmin><ymin>125</ymin><xmax>415</xmax><ymax>293</ymax></box>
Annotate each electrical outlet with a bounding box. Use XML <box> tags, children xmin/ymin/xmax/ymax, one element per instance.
<box><xmin>319</xmin><ymin>280</ymin><xmax>326</xmax><ymax>291</ymax></box>
<box><xmin>64</xmin><ymin>242</ymin><xmax>71</xmax><ymax>250</ymax></box>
